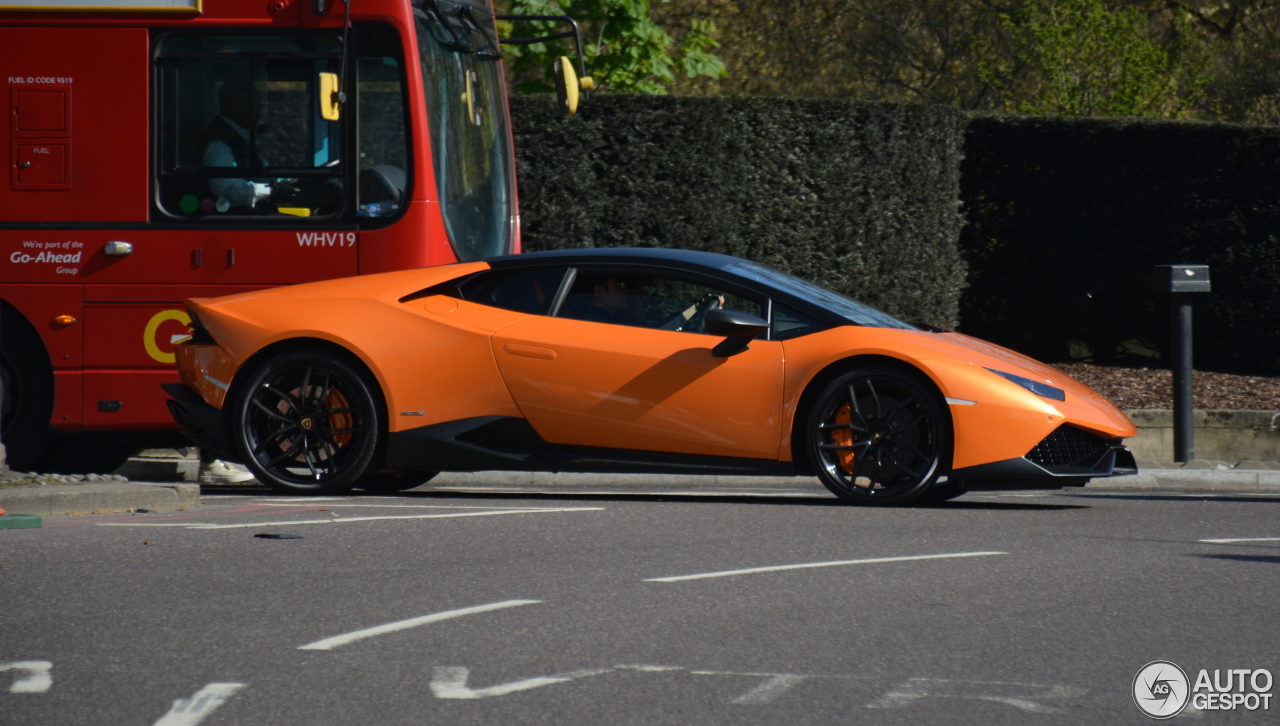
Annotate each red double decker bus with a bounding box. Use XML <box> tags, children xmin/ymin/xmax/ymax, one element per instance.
<box><xmin>0</xmin><ymin>0</ymin><xmax>584</xmax><ymax>469</ymax></box>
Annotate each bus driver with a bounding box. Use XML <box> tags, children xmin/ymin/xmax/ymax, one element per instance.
<box><xmin>200</xmin><ymin>80</ymin><xmax>278</xmax><ymax>211</ymax></box>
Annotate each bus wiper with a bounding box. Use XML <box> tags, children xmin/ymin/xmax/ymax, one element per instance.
<box><xmin>457</xmin><ymin>5</ymin><xmax>502</xmax><ymax>58</ymax></box>
<box><xmin>415</xmin><ymin>0</ymin><xmax>474</xmax><ymax>52</ymax></box>
<box><xmin>415</xmin><ymin>0</ymin><xmax>501</xmax><ymax>58</ymax></box>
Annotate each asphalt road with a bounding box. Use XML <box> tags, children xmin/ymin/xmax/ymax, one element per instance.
<box><xmin>2</xmin><ymin>482</ymin><xmax>1278</xmax><ymax>725</ymax></box>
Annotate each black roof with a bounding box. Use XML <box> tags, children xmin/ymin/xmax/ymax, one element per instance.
<box><xmin>481</xmin><ymin>247</ymin><xmax>916</xmax><ymax>331</ymax></box>
<box><xmin>485</xmin><ymin>247</ymin><xmax>746</xmax><ymax>271</ymax></box>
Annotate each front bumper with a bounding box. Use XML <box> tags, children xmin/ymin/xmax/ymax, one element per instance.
<box><xmin>951</xmin><ymin>424</ymin><xmax>1137</xmax><ymax>491</ymax></box>
<box><xmin>162</xmin><ymin>383</ymin><xmax>234</xmax><ymax>460</ymax></box>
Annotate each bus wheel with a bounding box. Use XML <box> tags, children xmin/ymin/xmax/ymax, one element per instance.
<box><xmin>231</xmin><ymin>350</ymin><xmax>383</xmax><ymax>495</ymax></box>
<box><xmin>1</xmin><ymin>307</ymin><xmax>54</xmax><ymax>472</ymax></box>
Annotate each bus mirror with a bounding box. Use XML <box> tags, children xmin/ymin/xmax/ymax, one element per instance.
<box><xmin>319</xmin><ymin>72</ymin><xmax>341</xmax><ymax>121</ymax></box>
<box><xmin>498</xmin><ymin>15</ymin><xmax>593</xmax><ymax>115</ymax></box>
<box><xmin>553</xmin><ymin>57</ymin><xmax>579</xmax><ymax>116</ymax></box>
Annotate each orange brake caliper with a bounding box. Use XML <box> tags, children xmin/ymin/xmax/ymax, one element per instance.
<box><xmin>832</xmin><ymin>403</ymin><xmax>855</xmax><ymax>474</ymax></box>
<box><xmin>325</xmin><ymin>388</ymin><xmax>353</xmax><ymax>449</ymax></box>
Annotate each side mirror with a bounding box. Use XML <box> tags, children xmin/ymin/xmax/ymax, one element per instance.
<box><xmin>319</xmin><ymin>72</ymin><xmax>341</xmax><ymax>121</ymax></box>
<box><xmin>553</xmin><ymin>57</ymin><xmax>593</xmax><ymax>117</ymax></box>
<box><xmin>498</xmin><ymin>15</ymin><xmax>595</xmax><ymax>117</ymax></box>
<box><xmin>706</xmin><ymin>309</ymin><xmax>768</xmax><ymax>358</ymax></box>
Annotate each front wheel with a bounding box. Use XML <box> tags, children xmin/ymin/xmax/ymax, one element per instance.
<box><xmin>230</xmin><ymin>350</ymin><xmax>383</xmax><ymax>494</ymax></box>
<box><xmin>805</xmin><ymin>366</ymin><xmax>950</xmax><ymax>506</ymax></box>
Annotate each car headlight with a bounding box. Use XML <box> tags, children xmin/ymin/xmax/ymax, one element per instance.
<box><xmin>985</xmin><ymin>368</ymin><xmax>1065</xmax><ymax>401</ymax></box>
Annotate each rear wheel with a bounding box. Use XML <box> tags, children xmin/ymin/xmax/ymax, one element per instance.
<box><xmin>805</xmin><ymin>366</ymin><xmax>950</xmax><ymax>506</ymax></box>
<box><xmin>1</xmin><ymin>307</ymin><xmax>54</xmax><ymax>471</ymax></box>
<box><xmin>231</xmin><ymin>350</ymin><xmax>382</xmax><ymax>494</ymax></box>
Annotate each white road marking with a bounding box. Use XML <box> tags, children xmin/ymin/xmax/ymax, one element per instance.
<box><xmin>151</xmin><ymin>683</ymin><xmax>244</xmax><ymax>726</ymax></box>
<box><xmin>298</xmin><ymin>600</ymin><xmax>540</xmax><ymax>651</ymax></box>
<box><xmin>730</xmin><ymin>674</ymin><xmax>808</xmax><ymax>704</ymax></box>
<box><xmin>420</xmin><ymin>663</ymin><xmax>1085</xmax><ymax>710</ymax></box>
<box><xmin>646</xmin><ymin>551</ymin><xmax>1009</xmax><ymax>582</ymax></box>
<box><xmin>430</xmin><ymin>487</ymin><xmax>828</xmax><ymax>498</ymax></box>
<box><xmin>256</xmin><ymin>497</ymin><xmax>349</xmax><ymax>502</ymax></box>
<box><xmin>262</xmin><ymin>503</ymin><xmax>580</xmax><ymax>510</ymax></box>
<box><xmin>97</xmin><ymin>507</ymin><xmax>603</xmax><ymax>529</ymax></box>
<box><xmin>0</xmin><ymin>661</ymin><xmax>52</xmax><ymax>693</ymax></box>
<box><xmin>1199</xmin><ymin>537</ymin><xmax>1280</xmax><ymax>543</ymax></box>
<box><xmin>430</xmin><ymin>666</ymin><xmax>612</xmax><ymax>699</ymax></box>
<box><xmin>865</xmin><ymin>677</ymin><xmax>1085</xmax><ymax>713</ymax></box>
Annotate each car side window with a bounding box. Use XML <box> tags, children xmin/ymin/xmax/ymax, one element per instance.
<box><xmin>560</xmin><ymin>269</ymin><xmax>764</xmax><ymax>334</ymax></box>
<box><xmin>771</xmin><ymin>302</ymin><xmax>829</xmax><ymax>340</ymax></box>
<box><xmin>474</xmin><ymin>267</ymin><xmax>568</xmax><ymax>315</ymax></box>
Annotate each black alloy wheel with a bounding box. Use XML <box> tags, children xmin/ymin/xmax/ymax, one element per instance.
<box><xmin>232</xmin><ymin>350</ymin><xmax>382</xmax><ymax>494</ymax></box>
<box><xmin>807</xmin><ymin>367</ymin><xmax>950</xmax><ymax>506</ymax></box>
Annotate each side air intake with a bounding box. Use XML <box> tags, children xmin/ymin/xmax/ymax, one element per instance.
<box><xmin>1026</xmin><ymin>425</ymin><xmax>1114</xmax><ymax>472</ymax></box>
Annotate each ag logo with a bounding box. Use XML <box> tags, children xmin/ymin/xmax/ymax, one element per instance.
<box><xmin>1134</xmin><ymin>660</ymin><xmax>1190</xmax><ymax>719</ymax></box>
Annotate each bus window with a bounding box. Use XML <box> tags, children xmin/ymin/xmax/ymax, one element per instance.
<box><xmin>357</xmin><ymin>55</ymin><xmax>410</xmax><ymax>219</ymax></box>
<box><xmin>154</xmin><ymin>34</ymin><xmax>345</xmax><ymax>220</ymax></box>
<box><xmin>415</xmin><ymin>0</ymin><xmax>514</xmax><ymax>261</ymax></box>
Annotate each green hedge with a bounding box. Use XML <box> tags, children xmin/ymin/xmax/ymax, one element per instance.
<box><xmin>509</xmin><ymin>95</ymin><xmax>968</xmax><ymax>329</ymax></box>
<box><xmin>960</xmin><ymin>115</ymin><xmax>1280</xmax><ymax>374</ymax></box>
<box><xmin>511</xmin><ymin>96</ymin><xmax>1280</xmax><ymax>374</ymax></box>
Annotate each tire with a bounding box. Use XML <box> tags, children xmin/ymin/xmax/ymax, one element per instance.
<box><xmin>230</xmin><ymin>349</ymin><xmax>383</xmax><ymax>494</ymax></box>
<box><xmin>805</xmin><ymin>366</ymin><xmax>951</xmax><ymax>506</ymax></box>
<box><xmin>358</xmin><ymin>469</ymin><xmax>439</xmax><ymax>493</ymax></box>
<box><xmin>1</xmin><ymin>307</ymin><xmax>54</xmax><ymax>472</ymax></box>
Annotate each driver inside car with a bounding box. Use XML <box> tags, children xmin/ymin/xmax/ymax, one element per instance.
<box><xmin>571</xmin><ymin>275</ymin><xmax>649</xmax><ymax>326</ymax></box>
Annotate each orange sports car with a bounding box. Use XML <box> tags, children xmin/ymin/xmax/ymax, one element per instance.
<box><xmin>166</xmin><ymin>248</ymin><xmax>1136</xmax><ymax>503</ymax></box>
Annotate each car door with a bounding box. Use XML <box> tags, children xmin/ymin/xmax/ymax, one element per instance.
<box><xmin>490</xmin><ymin>267</ymin><xmax>784</xmax><ymax>460</ymax></box>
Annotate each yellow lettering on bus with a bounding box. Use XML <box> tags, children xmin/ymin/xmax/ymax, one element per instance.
<box><xmin>144</xmin><ymin>309</ymin><xmax>192</xmax><ymax>364</ymax></box>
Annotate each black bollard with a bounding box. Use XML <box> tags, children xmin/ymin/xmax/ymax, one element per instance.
<box><xmin>1152</xmin><ymin>265</ymin><xmax>1210</xmax><ymax>463</ymax></box>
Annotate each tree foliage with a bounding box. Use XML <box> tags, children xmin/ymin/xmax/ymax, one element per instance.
<box><xmin>651</xmin><ymin>0</ymin><xmax>1280</xmax><ymax>123</ymax></box>
<box><xmin>497</xmin><ymin>0</ymin><xmax>726</xmax><ymax>95</ymax></box>
<box><xmin>979</xmin><ymin>0</ymin><xmax>1211</xmax><ymax>117</ymax></box>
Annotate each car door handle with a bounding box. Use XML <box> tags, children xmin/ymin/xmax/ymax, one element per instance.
<box><xmin>502</xmin><ymin>344</ymin><xmax>557</xmax><ymax>361</ymax></box>
<box><xmin>103</xmin><ymin>241</ymin><xmax>133</xmax><ymax>256</ymax></box>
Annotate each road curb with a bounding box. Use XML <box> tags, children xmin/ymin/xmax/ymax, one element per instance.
<box><xmin>431</xmin><ymin>471</ymin><xmax>1280</xmax><ymax>493</ymax></box>
<box><xmin>1083</xmin><ymin>469</ymin><xmax>1280</xmax><ymax>492</ymax></box>
<box><xmin>0</xmin><ymin>482</ymin><xmax>202</xmax><ymax>517</ymax></box>
<box><xmin>2</xmin><ymin>466</ymin><xmax>1277</xmax><ymax>519</ymax></box>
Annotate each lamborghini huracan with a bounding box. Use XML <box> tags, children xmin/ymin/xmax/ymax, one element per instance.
<box><xmin>166</xmin><ymin>248</ymin><xmax>1136</xmax><ymax>503</ymax></box>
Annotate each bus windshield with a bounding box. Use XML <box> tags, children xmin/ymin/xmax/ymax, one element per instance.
<box><xmin>415</xmin><ymin>1</ymin><xmax>514</xmax><ymax>261</ymax></box>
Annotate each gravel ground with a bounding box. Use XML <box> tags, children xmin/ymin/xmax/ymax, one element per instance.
<box><xmin>1053</xmin><ymin>363</ymin><xmax>1280</xmax><ymax>410</ymax></box>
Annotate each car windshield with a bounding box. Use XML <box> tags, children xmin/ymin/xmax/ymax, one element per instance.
<box><xmin>415</xmin><ymin>0</ymin><xmax>514</xmax><ymax>261</ymax></box>
<box><xmin>726</xmin><ymin>261</ymin><xmax>918</xmax><ymax>330</ymax></box>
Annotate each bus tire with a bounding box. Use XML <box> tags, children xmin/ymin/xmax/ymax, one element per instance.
<box><xmin>1</xmin><ymin>306</ymin><xmax>55</xmax><ymax>472</ymax></box>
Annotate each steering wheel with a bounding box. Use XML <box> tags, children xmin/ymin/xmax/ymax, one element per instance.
<box><xmin>658</xmin><ymin>293</ymin><xmax>721</xmax><ymax>332</ymax></box>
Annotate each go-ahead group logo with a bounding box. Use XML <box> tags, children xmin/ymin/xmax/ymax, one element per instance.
<box><xmin>1134</xmin><ymin>660</ymin><xmax>1274</xmax><ymax>719</ymax></box>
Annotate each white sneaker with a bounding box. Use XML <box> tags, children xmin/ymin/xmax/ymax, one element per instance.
<box><xmin>199</xmin><ymin>459</ymin><xmax>257</xmax><ymax>484</ymax></box>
